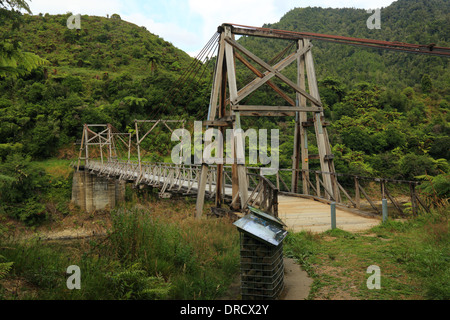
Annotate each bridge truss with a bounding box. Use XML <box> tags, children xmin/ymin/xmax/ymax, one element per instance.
<box><xmin>196</xmin><ymin>23</ymin><xmax>339</xmax><ymax>217</ymax></box>
<box><xmin>75</xmin><ymin>23</ymin><xmax>448</xmax><ymax>219</ymax></box>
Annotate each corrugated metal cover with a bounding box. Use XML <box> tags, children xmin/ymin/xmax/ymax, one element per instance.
<box><xmin>248</xmin><ymin>205</ymin><xmax>286</xmax><ymax>228</ymax></box>
<box><xmin>233</xmin><ymin>213</ymin><xmax>287</xmax><ymax>246</ymax></box>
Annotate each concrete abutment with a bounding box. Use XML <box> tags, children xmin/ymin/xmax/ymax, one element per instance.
<box><xmin>71</xmin><ymin>170</ymin><xmax>126</xmax><ymax>212</ymax></box>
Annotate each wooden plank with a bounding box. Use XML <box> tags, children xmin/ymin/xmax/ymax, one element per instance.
<box><xmin>358</xmin><ymin>183</ymin><xmax>380</xmax><ymax>214</ymax></box>
<box><xmin>232</xmin><ymin>105</ymin><xmax>322</xmax><ymax>112</ymax></box>
<box><xmin>384</xmin><ymin>184</ymin><xmax>404</xmax><ymax>216</ymax></box>
<box><xmin>237</xmin><ymin>111</ymin><xmax>296</xmax><ymax>117</ymax></box>
<box><xmin>225</xmin><ymin>26</ymin><xmax>248</xmax><ymax>209</ymax></box>
<box><xmin>354</xmin><ymin>177</ymin><xmax>361</xmax><ymax>209</ymax></box>
<box><xmin>337</xmin><ymin>182</ymin><xmax>356</xmax><ymax>207</ymax></box>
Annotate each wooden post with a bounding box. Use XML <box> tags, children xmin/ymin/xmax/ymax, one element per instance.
<box><xmin>196</xmin><ymin>31</ymin><xmax>225</xmax><ymax>218</ymax></box>
<box><xmin>315</xmin><ymin>171</ymin><xmax>321</xmax><ymax>198</ymax></box>
<box><xmin>135</xmin><ymin>120</ymin><xmax>142</xmax><ymax>175</ymax></box>
<box><xmin>354</xmin><ymin>177</ymin><xmax>361</xmax><ymax>209</ymax></box>
<box><xmin>77</xmin><ymin>126</ymin><xmax>86</xmax><ymax>171</ymax></box>
<box><xmin>305</xmin><ymin>47</ymin><xmax>334</xmax><ymax>199</ymax></box>
<box><xmin>84</xmin><ymin>125</ymin><xmax>89</xmax><ymax>167</ymax></box>
<box><xmin>128</xmin><ymin>133</ymin><xmax>131</xmax><ymax>162</ymax></box>
<box><xmin>225</xmin><ymin>25</ymin><xmax>248</xmax><ymax>209</ymax></box>
<box><xmin>410</xmin><ymin>183</ymin><xmax>418</xmax><ymax>216</ymax></box>
<box><xmin>298</xmin><ymin>39</ymin><xmax>309</xmax><ymax>195</ymax></box>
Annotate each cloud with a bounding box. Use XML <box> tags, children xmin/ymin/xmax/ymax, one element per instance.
<box><xmin>188</xmin><ymin>0</ymin><xmax>283</xmax><ymax>40</ymax></box>
<box><xmin>121</xmin><ymin>12</ymin><xmax>202</xmax><ymax>54</ymax></box>
<box><xmin>27</xmin><ymin>0</ymin><xmax>396</xmax><ymax>56</ymax></box>
<box><xmin>29</xmin><ymin>0</ymin><xmax>124</xmax><ymax>16</ymax></box>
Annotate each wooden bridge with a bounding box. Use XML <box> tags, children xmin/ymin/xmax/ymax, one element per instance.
<box><xmin>71</xmin><ymin>23</ymin><xmax>439</xmax><ymax>233</ymax></box>
<box><xmin>73</xmin><ymin>158</ymin><xmax>427</xmax><ymax>233</ymax></box>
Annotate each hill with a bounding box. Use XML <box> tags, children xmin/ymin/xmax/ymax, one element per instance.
<box><xmin>0</xmin><ymin>2</ymin><xmax>448</xmax><ymax>184</ymax></box>
<box><xmin>235</xmin><ymin>0</ymin><xmax>449</xmax><ymax>181</ymax></box>
<box><xmin>238</xmin><ymin>0</ymin><xmax>449</xmax><ymax>92</ymax></box>
<box><xmin>0</xmin><ymin>13</ymin><xmax>212</xmax><ymax>159</ymax></box>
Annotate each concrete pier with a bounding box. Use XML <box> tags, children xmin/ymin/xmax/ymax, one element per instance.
<box><xmin>71</xmin><ymin>170</ymin><xmax>126</xmax><ymax>212</ymax></box>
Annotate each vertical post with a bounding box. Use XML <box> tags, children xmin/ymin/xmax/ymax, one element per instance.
<box><xmin>382</xmin><ymin>198</ymin><xmax>388</xmax><ymax>223</ymax></box>
<box><xmin>107</xmin><ymin>124</ymin><xmax>113</xmax><ymax>161</ymax></box>
<box><xmin>196</xmin><ymin>31</ymin><xmax>226</xmax><ymax>218</ymax></box>
<box><xmin>331</xmin><ymin>202</ymin><xmax>336</xmax><ymax>230</ymax></box>
<box><xmin>225</xmin><ymin>25</ymin><xmax>248</xmax><ymax>209</ymax></box>
<box><xmin>77</xmin><ymin>126</ymin><xmax>86</xmax><ymax>171</ymax></box>
<box><xmin>84</xmin><ymin>125</ymin><xmax>89</xmax><ymax>167</ymax></box>
<box><xmin>315</xmin><ymin>171</ymin><xmax>321</xmax><ymax>198</ymax></box>
<box><xmin>291</xmin><ymin>110</ymin><xmax>300</xmax><ymax>193</ymax></box>
<box><xmin>128</xmin><ymin>133</ymin><xmax>131</xmax><ymax>162</ymax></box>
<box><xmin>135</xmin><ymin>120</ymin><xmax>142</xmax><ymax>174</ymax></box>
<box><xmin>354</xmin><ymin>176</ymin><xmax>361</xmax><ymax>209</ymax></box>
<box><xmin>381</xmin><ymin>180</ymin><xmax>386</xmax><ymax>200</ymax></box>
<box><xmin>99</xmin><ymin>133</ymin><xmax>104</xmax><ymax>164</ymax></box>
<box><xmin>410</xmin><ymin>183</ymin><xmax>417</xmax><ymax>216</ymax></box>
<box><xmin>305</xmin><ymin>45</ymin><xmax>334</xmax><ymax>199</ymax></box>
<box><xmin>299</xmin><ymin>39</ymin><xmax>309</xmax><ymax>195</ymax></box>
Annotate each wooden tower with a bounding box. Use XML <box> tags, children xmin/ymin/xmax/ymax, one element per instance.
<box><xmin>196</xmin><ymin>24</ymin><xmax>338</xmax><ymax>218</ymax></box>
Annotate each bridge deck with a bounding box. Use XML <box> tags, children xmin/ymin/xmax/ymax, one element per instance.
<box><xmin>80</xmin><ymin>160</ymin><xmax>381</xmax><ymax>233</ymax></box>
<box><xmin>278</xmin><ymin>195</ymin><xmax>380</xmax><ymax>233</ymax></box>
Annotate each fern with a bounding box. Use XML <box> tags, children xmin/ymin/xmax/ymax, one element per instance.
<box><xmin>108</xmin><ymin>263</ymin><xmax>171</xmax><ymax>300</ymax></box>
<box><xmin>0</xmin><ymin>255</ymin><xmax>13</xmax><ymax>280</ymax></box>
<box><xmin>0</xmin><ymin>41</ymin><xmax>48</xmax><ymax>78</ymax></box>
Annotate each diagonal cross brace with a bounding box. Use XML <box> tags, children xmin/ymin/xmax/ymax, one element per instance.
<box><xmin>224</xmin><ymin>37</ymin><xmax>321</xmax><ymax>107</ymax></box>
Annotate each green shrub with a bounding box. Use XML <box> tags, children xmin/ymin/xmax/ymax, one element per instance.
<box><xmin>107</xmin><ymin>263</ymin><xmax>171</xmax><ymax>300</ymax></box>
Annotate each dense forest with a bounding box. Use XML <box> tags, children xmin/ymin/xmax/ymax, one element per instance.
<box><xmin>0</xmin><ymin>0</ymin><xmax>449</xmax><ymax>302</ymax></box>
<box><xmin>237</xmin><ymin>0</ymin><xmax>449</xmax><ymax>182</ymax></box>
<box><xmin>0</xmin><ymin>0</ymin><xmax>449</xmax><ymax>214</ymax></box>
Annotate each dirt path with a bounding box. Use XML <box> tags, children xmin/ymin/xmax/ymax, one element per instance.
<box><xmin>280</xmin><ymin>258</ymin><xmax>313</xmax><ymax>300</ymax></box>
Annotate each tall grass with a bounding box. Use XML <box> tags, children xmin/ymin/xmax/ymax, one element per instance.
<box><xmin>0</xmin><ymin>201</ymin><xmax>240</xmax><ymax>300</ymax></box>
<box><xmin>106</xmin><ymin>207</ymin><xmax>240</xmax><ymax>299</ymax></box>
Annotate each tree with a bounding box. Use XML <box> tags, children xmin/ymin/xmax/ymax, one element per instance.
<box><xmin>0</xmin><ymin>0</ymin><xmax>47</xmax><ymax>78</ymax></box>
<box><xmin>421</xmin><ymin>74</ymin><xmax>433</xmax><ymax>94</ymax></box>
<box><xmin>145</xmin><ymin>53</ymin><xmax>161</xmax><ymax>75</ymax></box>
<box><xmin>0</xmin><ymin>0</ymin><xmax>31</xmax><ymax>12</ymax></box>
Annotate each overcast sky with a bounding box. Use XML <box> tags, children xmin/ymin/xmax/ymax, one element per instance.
<box><xmin>28</xmin><ymin>0</ymin><xmax>396</xmax><ymax>56</ymax></box>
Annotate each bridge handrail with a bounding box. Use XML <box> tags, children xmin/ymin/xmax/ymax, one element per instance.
<box><xmin>77</xmin><ymin>159</ymin><xmax>429</xmax><ymax>216</ymax></box>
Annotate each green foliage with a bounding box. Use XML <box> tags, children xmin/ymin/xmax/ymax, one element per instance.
<box><xmin>0</xmin><ymin>154</ymin><xmax>51</xmax><ymax>225</ymax></box>
<box><xmin>107</xmin><ymin>207</ymin><xmax>239</xmax><ymax>299</ymax></box>
<box><xmin>417</xmin><ymin>173</ymin><xmax>450</xmax><ymax>202</ymax></box>
<box><xmin>421</xmin><ymin>74</ymin><xmax>433</xmax><ymax>94</ymax></box>
<box><xmin>0</xmin><ymin>255</ymin><xmax>13</xmax><ymax>280</ymax></box>
<box><xmin>107</xmin><ymin>263</ymin><xmax>171</xmax><ymax>300</ymax></box>
<box><xmin>0</xmin><ymin>1</ymin><xmax>447</xmax><ymax>185</ymax></box>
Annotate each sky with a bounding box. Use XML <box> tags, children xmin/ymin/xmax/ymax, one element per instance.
<box><xmin>27</xmin><ymin>0</ymin><xmax>396</xmax><ymax>56</ymax></box>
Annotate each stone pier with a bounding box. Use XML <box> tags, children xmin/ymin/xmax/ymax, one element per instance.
<box><xmin>71</xmin><ymin>170</ymin><xmax>126</xmax><ymax>212</ymax></box>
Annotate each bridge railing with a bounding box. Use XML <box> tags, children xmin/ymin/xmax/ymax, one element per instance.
<box><xmin>263</xmin><ymin>168</ymin><xmax>429</xmax><ymax>217</ymax></box>
<box><xmin>74</xmin><ymin>159</ymin><xmax>429</xmax><ymax>217</ymax></box>
<box><xmin>243</xmin><ymin>173</ymin><xmax>279</xmax><ymax>217</ymax></box>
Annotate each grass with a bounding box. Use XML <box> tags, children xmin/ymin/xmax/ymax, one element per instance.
<box><xmin>1</xmin><ymin>157</ymin><xmax>448</xmax><ymax>300</ymax></box>
<box><xmin>283</xmin><ymin>209</ymin><xmax>449</xmax><ymax>300</ymax></box>
<box><xmin>0</xmin><ymin>196</ymin><xmax>240</xmax><ymax>300</ymax></box>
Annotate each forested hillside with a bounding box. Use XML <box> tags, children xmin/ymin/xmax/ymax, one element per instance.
<box><xmin>0</xmin><ymin>12</ymin><xmax>211</xmax><ymax>160</ymax></box>
<box><xmin>0</xmin><ymin>0</ymin><xmax>449</xmax><ymax>184</ymax></box>
<box><xmin>237</xmin><ymin>0</ymin><xmax>449</xmax><ymax>184</ymax></box>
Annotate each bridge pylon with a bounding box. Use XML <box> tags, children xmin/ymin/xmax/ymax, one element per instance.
<box><xmin>196</xmin><ymin>23</ymin><xmax>339</xmax><ymax>218</ymax></box>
